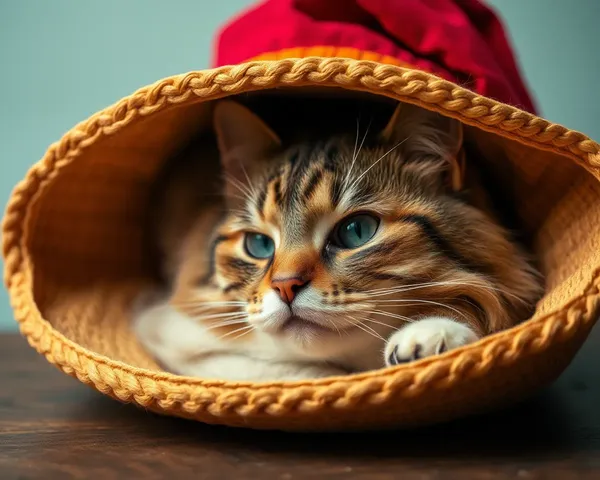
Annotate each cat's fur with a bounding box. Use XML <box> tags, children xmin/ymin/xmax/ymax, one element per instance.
<box><xmin>132</xmin><ymin>99</ymin><xmax>543</xmax><ymax>381</ymax></box>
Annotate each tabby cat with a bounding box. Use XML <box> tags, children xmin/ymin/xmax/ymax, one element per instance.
<box><xmin>132</xmin><ymin>99</ymin><xmax>543</xmax><ymax>381</ymax></box>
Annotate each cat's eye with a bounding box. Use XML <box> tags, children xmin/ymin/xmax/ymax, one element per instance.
<box><xmin>244</xmin><ymin>232</ymin><xmax>275</xmax><ymax>259</ymax></box>
<box><xmin>331</xmin><ymin>214</ymin><xmax>379</xmax><ymax>249</ymax></box>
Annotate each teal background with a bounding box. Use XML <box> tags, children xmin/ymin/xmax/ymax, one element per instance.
<box><xmin>1</xmin><ymin>0</ymin><xmax>598</xmax><ymax>330</ymax></box>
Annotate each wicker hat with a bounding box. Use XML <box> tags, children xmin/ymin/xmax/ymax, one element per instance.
<box><xmin>3</xmin><ymin>0</ymin><xmax>599</xmax><ymax>431</ymax></box>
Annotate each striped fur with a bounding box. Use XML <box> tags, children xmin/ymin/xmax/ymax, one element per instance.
<box><xmin>133</xmin><ymin>100</ymin><xmax>543</xmax><ymax>380</ymax></box>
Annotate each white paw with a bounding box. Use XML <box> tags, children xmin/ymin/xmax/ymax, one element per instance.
<box><xmin>384</xmin><ymin>317</ymin><xmax>479</xmax><ymax>366</ymax></box>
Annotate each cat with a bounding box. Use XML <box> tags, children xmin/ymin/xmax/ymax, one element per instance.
<box><xmin>132</xmin><ymin>98</ymin><xmax>543</xmax><ymax>381</ymax></box>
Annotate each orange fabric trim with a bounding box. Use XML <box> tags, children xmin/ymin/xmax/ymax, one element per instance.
<box><xmin>249</xmin><ymin>46</ymin><xmax>423</xmax><ymax>72</ymax></box>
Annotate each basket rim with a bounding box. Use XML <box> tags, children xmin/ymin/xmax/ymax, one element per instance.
<box><xmin>2</xmin><ymin>57</ymin><xmax>600</xmax><ymax>414</ymax></box>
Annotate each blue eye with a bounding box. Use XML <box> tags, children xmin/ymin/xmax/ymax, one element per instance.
<box><xmin>333</xmin><ymin>214</ymin><xmax>379</xmax><ymax>249</ymax></box>
<box><xmin>244</xmin><ymin>233</ymin><xmax>275</xmax><ymax>259</ymax></box>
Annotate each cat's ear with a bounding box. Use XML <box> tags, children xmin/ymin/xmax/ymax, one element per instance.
<box><xmin>213</xmin><ymin>100</ymin><xmax>281</xmax><ymax>181</ymax></box>
<box><xmin>380</xmin><ymin>103</ymin><xmax>465</xmax><ymax>191</ymax></box>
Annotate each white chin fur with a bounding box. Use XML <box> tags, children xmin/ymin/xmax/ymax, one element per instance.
<box><xmin>255</xmin><ymin>290</ymin><xmax>291</xmax><ymax>333</ymax></box>
<box><xmin>133</xmin><ymin>288</ymin><xmax>390</xmax><ymax>380</ymax></box>
<box><xmin>248</xmin><ymin>288</ymin><xmax>387</xmax><ymax>369</ymax></box>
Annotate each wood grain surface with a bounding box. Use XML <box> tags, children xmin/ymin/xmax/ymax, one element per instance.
<box><xmin>1</xmin><ymin>327</ymin><xmax>599</xmax><ymax>479</ymax></box>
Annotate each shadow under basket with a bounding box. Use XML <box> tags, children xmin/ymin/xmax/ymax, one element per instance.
<box><xmin>3</xmin><ymin>58</ymin><xmax>600</xmax><ymax>432</ymax></box>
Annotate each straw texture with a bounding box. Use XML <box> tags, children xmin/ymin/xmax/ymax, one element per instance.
<box><xmin>2</xmin><ymin>57</ymin><xmax>599</xmax><ymax>431</ymax></box>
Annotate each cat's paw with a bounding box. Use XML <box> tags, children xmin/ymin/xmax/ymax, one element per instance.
<box><xmin>384</xmin><ymin>317</ymin><xmax>479</xmax><ymax>366</ymax></box>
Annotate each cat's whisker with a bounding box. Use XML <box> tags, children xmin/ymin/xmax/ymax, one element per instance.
<box><xmin>177</xmin><ymin>305</ymin><xmax>245</xmax><ymax>314</ymax></box>
<box><xmin>361</xmin><ymin>279</ymin><xmax>489</xmax><ymax>293</ymax></box>
<box><xmin>356</xmin><ymin>300</ymin><xmax>433</xmax><ymax>306</ymax></box>
<box><xmin>359</xmin><ymin>286</ymin><xmax>507</xmax><ymax>302</ymax></box>
<box><xmin>361</xmin><ymin>317</ymin><xmax>397</xmax><ymax>330</ymax></box>
<box><xmin>356</xmin><ymin>320</ymin><xmax>386</xmax><ymax>341</ymax></box>
<box><xmin>363</xmin><ymin>309</ymin><xmax>414</xmax><ymax>323</ymax></box>
<box><xmin>360</xmin><ymin>279</ymin><xmax>525</xmax><ymax>302</ymax></box>
<box><xmin>202</xmin><ymin>319</ymin><xmax>249</xmax><ymax>331</ymax></box>
<box><xmin>230</xmin><ymin>325</ymin><xmax>256</xmax><ymax>341</ymax></box>
<box><xmin>346</xmin><ymin>316</ymin><xmax>386</xmax><ymax>341</ymax></box>
<box><xmin>347</xmin><ymin>136</ymin><xmax>410</xmax><ymax>193</ymax></box>
<box><xmin>323</xmin><ymin>317</ymin><xmax>344</xmax><ymax>338</ymax></box>
<box><xmin>216</xmin><ymin>324</ymin><xmax>255</xmax><ymax>341</ymax></box>
<box><xmin>342</xmin><ymin>117</ymin><xmax>371</xmax><ymax>192</ymax></box>
<box><xmin>192</xmin><ymin>309</ymin><xmax>246</xmax><ymax>317</ymax></box>
<box><xmin>350</xmin><ymin>117</ymin><xmax>359</xmax><ymax>164</ymax></box>
<box><xmin>370</xmin><ymin>299</ymin><xmax>467</xmax><ymax>320</ymax></box>
<box><xmin>188</xmin><ymin>310</ymin><xmax>243</xmax><ymax>318</ymax></box>
<box><xmin>346</xmin><ymin>318</ymin><xmax>378</xmax><ymax>339</ymax></box>
<box><xmin>361</xmin><ymin>282</ymin><xmax>461</xmax><ymax>295</ymax></box>
<box><xmin>316</xmin><ymin>303</ymin><xmax>373</xmax><ymax>313</ymax></box>
<box><xmin>177</xmin><ymin>303</ymin><xmax>247</xmax><ymax>309</ymax></box>
<box><xmin>358</xmin><ymin>298</ymin><xmax>455</xmax><ymax>305</ymax></box>
<box><xmin>237</xmin><ymin>160</ymin><xmax>258</xmax><ymax>198</ymax></box>
<box><xmin>223</xmin><ymin>174</ymin><xmax>249</xmax><ymax>196</ymax></box>
<box><xmin>186</xmin><ymin>301</ymin><xmax>247</xmax><ymax>306</ymax></box>
<box><xmin>361</xmin><ymin>288</ymin><xmax>451</xmax><ymax>298</ymax></box>
<box><xmin>459</xmin><ymin>297</ymin><xmax>486</xmax><ymax>314</ymax></box>
<box><xmin>191</xmin><ymin>307</ymin><xmax>246</xmax><ymax>314</ymax></box>
<box><xmin>173</xmin><ymin>300</ymin><xmax>246</xmax><ymax>307</ymax></box>
<box><xmin>192</xmin><ymin>311</ymin><xmax>248</xmax><ymax>322</ymax></box>
<box><xmin>176</xmin><ymin>304</ymin><xmax>242</xmax><ymax>312</ymax></box>
<box><xmin>196</xmin><ymin>318</ymin><xmax>249</xmax><ymax>329</ymax></box>
<box><xmin>362</xmin><ymin>295</ymin><xmax>488</xmax><ymax>313</ymax></box>
<box><xmin>224</xmin><ymin>173</ymin><xmax>254</xmax><ymax>201</ymax></box>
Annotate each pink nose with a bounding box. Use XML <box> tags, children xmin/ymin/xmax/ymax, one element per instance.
<box><xmin>271</xmin><ymin>277</ymin><xmax>309</xmax><ymax>304</ymax></box>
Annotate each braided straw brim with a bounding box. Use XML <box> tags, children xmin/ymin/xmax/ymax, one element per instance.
<box><xmin>3</xmin><ymin>57</ymin><xmax>600</xmax><ymax>431</ymax></box>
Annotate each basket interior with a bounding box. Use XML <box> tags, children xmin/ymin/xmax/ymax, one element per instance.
<box><xmin>24</xmin><ymin>88</ymin><xmax>600</xmax><ymax>370</ymax></box>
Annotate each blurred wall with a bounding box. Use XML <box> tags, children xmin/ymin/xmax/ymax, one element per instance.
<box><xmin>0</xmin><ymin>0</ymin><xmax>598</xmax><ymax>330</ymax></box>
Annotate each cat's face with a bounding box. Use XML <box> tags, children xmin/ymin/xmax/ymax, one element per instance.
<box><xmin>211</xmin><ymin>142</ymin><xmax>460</xmax><ymax>359</ymax></box>
<box><xmin>172</xmin><ymin>100</ymin><xmax>527</xmax><ymax>365</ymax></box>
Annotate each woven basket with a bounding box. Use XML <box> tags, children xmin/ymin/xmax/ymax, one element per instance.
<box><xmin>3</xmin><ymin>57</ymin><xmax>600</xmax><ymax>431</ymax></box>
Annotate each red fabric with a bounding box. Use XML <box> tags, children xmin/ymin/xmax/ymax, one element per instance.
<box><xmin>213</xmin><ymin>0</ymin><xmax>536</xmax><ymax>113</ymax></box>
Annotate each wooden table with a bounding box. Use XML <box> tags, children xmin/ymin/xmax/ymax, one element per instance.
<box><xmin>1</xmin><ymin>328</ymin><xmax>599</xmax><ymax>480</ymax></box>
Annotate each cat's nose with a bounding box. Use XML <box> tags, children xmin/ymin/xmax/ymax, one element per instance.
<box><xmin>271</xmin><ymin>277</ymin><xmax>310</xmax><ymax>305</ymax></box>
